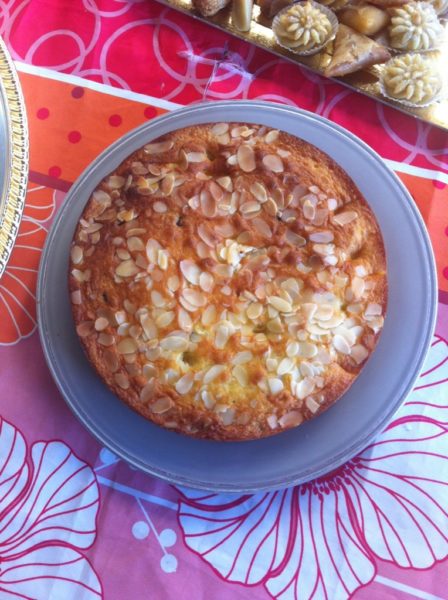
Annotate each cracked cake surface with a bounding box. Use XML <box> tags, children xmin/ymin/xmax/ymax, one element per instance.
<box><xmin>69</xmin><ymin>123</ymin><xmax>387</xmax><ymax>440</ymax></box>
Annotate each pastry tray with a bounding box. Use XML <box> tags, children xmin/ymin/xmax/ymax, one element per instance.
<box><xmin>157</xmin><ymin>0</ymin><xmax>448</xmax><ymax>131</ymax></box>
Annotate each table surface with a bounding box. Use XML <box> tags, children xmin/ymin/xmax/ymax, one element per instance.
<box><xmin>0</xmin><ymin>1</ymin><xmax>447</xmax><ymax>599</ymax></box>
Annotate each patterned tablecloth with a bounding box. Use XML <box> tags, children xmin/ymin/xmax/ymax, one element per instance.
<box><xmin>0</xmin><ymin>1</ymin><xmax>447</xmax><ymax>599</ymax></box>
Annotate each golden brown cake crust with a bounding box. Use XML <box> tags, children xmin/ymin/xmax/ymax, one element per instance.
<box><xmin>69</xmin><ymin>123</ymin><xmax>387</xmax><ymax>441</ymax></box>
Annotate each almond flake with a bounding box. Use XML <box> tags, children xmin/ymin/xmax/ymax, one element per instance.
<box><xmin>333</xmin><ymin>334</ymin><xmax>351</xmax><ymax>355</ymax></box>
<box><xmin>202</xmin><ymin>305</ymin><xmax>217</xmax><ymax>326</ymax></box>
<box><xmin>351</xmin><ymin>344</ymin><xmax>369</xmax><ymax>364</ymax></box>
<box><xmin>250</xmin><ymin>182</ymin><xmax>268</xmax><ymax>203</ymax></box>
<box><xmin>168</xmin><ymin>275</ymin><xmax>180</xmax><ymax>292</ymax></box>
<box><xmin>247</xmin><ymin>303</ymin><xmax>263</xmax><ymax>320</ymax></box>
<box><xmin>216</xmin><ymin>176</ymin><xmax>233</xmax><ymax>191</ymax></box>
<box><xmin>114</xmin><ymin>373</ymin><xmax>130</xmax><ymax>389</ymax></box>
<box><xmin>71</xmin><ymin>290</ymin><xmax>82</xmax><ymax>305</ymax></box>
<box><xmin>175</xmin><ymin>372</ymin><xmax>194</xmax><ymax>395</ymax></box>
<box><xmin>365</xmin><ymin>303</ymin><xmax>382</xmax><ymax>317</ymax></box>
<box><xmin>232</xmin><ymin>365</ymin><xmax>248</xmax><ymax>386</ymax></box>
<box><xmin>94</xmin><ymin>317</ymin><xmax>109</xmax><ymax>331</ymax></box>
<box><xmin>268</xmin><ymin>296</ymin><xmax>292</xmax><ymax>313</ymax></box>
<box><xmin>187</xmin><ymin>151</ymin><xmax>206</xmax><ymax>163</ymax></box>
<box><xmin>107</xmin><ymin>175</ymin><xmax>125</xmax><ymax>189</ymax></box>
<box><xmin>150</xmin><ymin>396</ymin><xmax>174</xmax><ymax>414</ymax></box>
<box><xmin>156</xmin><ymin>311</ymin><xmax>175</xmax><ymax>328</ymax></box>
<box><xmin>127</xmin><ymin>236</ymin><xmax>145</xmax><ymax>252</ymax></box>
<box><xmin>182</xmin><ymin>288</ymin><xmax>206</xmax><ymax>307</ymax></box>
<box><xmin>279</xmin><ymin>410</ymin><xmax>303</xmax><ymax>428</ymax></box>
<box><xmin>115</xmin><ymin>260</ymin><xmax>139</xmax><ymax>277</ymax></box>
<box><xmin>277</xmin><ymin>358</ymin><xmax>295</xmax><ymax>376</ymax></box>
<box><xmin>70</xmin><ymin>245</ymin><xmax>83</xmax><ymax>264</ymax></box>
<box><xmin>144</xmin><ymin>140</ymin><xmax>174</xmax><ymax>154</ymax></box>
<box><xmin>285</xmin><ymin>230</ymin><xmax>306</xmax><ymax>246</ymax></box>
<box><xmin>267</xmin><ymin>414</ymin><xmax>278</xmax><ymax>429</ymax></box>
<box><xmin>76</xmin><ymin>321</ymin><xmax>94</xmax><ymax>337</ymax></box>
<box><xmin>237</xmin><ymin>145</ymin><xmax>256</xmax><ymax>172</ymax></box>
<box><xmin>178</xmin><ymin>308</ymin><xmax>193</xmax><ymax>331</ymax></box>
<box><xmin>262</xmin><ymin>154</ymin><xmax>283</xmax><ymax>173</ymax></box>
<box><xmin>295</xmin><ymin>377</ymin><xmax>315</xmax><ymax>400</ymax></box>
<box><xmin>286</xmin><ymin>341</ymin><xmax>300</xmax><ymax>357</ymax></box>
<box><xmin>299</xmin><ymin>342</ymin><xmax>318</xmax><ymax>358</ymax></box>
<box><xmin>151</xmin><ymin>290</ymin><xmax>166</xmax><ymax>308</ymax></box>
<box><xmin>265</xmin><ymin>129</ymin><xmax>280</xmax><ymax>143</ymax></box>
<box><xmin>180</xmin><ymin>260</ymin><xmax>201</xmax><ymax>285</ymax></box>
<box><xmin>240</xmin><ymin>200</ymin><xmax>261</xmax><ymax>215</ymax></box>
<box><xmin>232</xmin><ymin>351</ymin><xmax>253</xmax><ymax>365</ymax></box>
<box><xmin>306</xmin><ymin>396</ymin><xmax>320</xmax><ymax>414</ymax></box>
<box><xmin>203</xmin><ymin>365</ymin><xmax>226</xmax><ymax>384</ymax></box>
<box><xmin>351</xmin><ymin>277</ymin><xmax>365</xmax><ymax>300</ymax></box>
<box><xmin>268</xmin><ymin>378</ymin><xmax>284</xmax><ymax>395</ymax></box>
<box><xmin>199</xmin><ymin>272</ymin><xmax>214</xmax><ymax>292</ymax></box>
<box><xmin>200</xmin><ymin>189</ymin><xmax>216</xmax><ymax>218</ymax></box>
<box><xmin>160</xmin><ymin>336</ymin><xmax>189</xmax><ymax>351</ymax></box>
<box><xmin>334</xmin><ymin>211</ymin><xmax>357</xmax><ymax>226</ymax></box>
<box><xmin>212</xmin><ymin>123</ymin><xmax>229</xmax><ymax>136</ymax></box>
<box><xmin>153</xmin><ymin>201</ymin><xmax>167</xmax><ymax>213</ymax></box>
<box><xmin>309</xmin><ymin>231</ymin><xmax>334</xmax><ymax>243</ymax></box>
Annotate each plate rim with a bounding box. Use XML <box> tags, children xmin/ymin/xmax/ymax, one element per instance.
<box><xmin>37</xmin><ymin>100</ymin><xmax>438</xmax><ymax>492</ymax></box>
<box><xmin>0</xmin><ymin>37</ymin><xmax>29</xmax><ymax>279</ymax></box>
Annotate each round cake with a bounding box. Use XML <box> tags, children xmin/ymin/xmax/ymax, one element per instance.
<box><xmin>69</xmin><ymin>123</ymin><xmax>387</xmax><ymax>441</ymax></box>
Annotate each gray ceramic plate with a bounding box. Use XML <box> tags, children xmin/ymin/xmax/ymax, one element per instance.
<box><xmin>37</xmin><ymin>101</ymin><xmax>437</xmax><ymax>492</ymax></box>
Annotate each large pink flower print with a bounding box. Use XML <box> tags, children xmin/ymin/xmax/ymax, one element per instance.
<box><xmin>177</xmin><ymin>335</ymin><xmax>448</xmax><ymax>600</ymax></box>
<box><xmin>0</xmin><ymin>417</ymin><xmax>102</xmax><ymax>599</ymax></box>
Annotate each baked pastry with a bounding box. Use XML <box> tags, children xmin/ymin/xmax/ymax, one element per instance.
<box><xmin>70</xmin><ymin>123</ymin><xmax>387</xmax><ymax>441</ymax></box>
<box><xmin>325</xmin><ymin>24</ymin><xmax>391</xmax><ymax>77</ymax></box>
<box><xmin>273</xmin><ymin>1</ymin><xmax>337</xmax><ymax>54</ymax></box>
<box><xmin>339</xmin><ymin>4</ymin><xmax>390</xmax><ymax>35</ymax></box>
<box><xmin>388</xmin><ymin>2</ymin><xmax>443</xmax><ymax>51</ymax></box>
<box><xmin>317</xmin><ymin>0</ymin><xmax>351</xmax><ymax>12</ymax></box>
<box><xmin>192</xmin><ymin>0</ymin><xmax>230</xmax><ymax>16</ymax></box>
<box><xmin>381</xmin><ymin>53</ymin><xmax>442</xmax><ymax>104</ymax></box>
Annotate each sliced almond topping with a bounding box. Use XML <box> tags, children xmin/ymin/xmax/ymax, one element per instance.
<box><xmin>150</xmin><ymin>396</ymin><xmax>174</xmax><ymax>414</ymax></box>
<box><xmin>217</xmin><ymin>176</ymin><xmax>233</xmax><ymax>191</ymax></box>
<box><xmin>146</xmin><ymin>238</ymin><xmax>161</xmax><ymax>263</ymax></box>
<box><xmin>351</xmin><ymin>277</ymin><xmax>365</xmax><ymax>300</ymax></box>
<box><xmin>237</xmin><ymin>144</ymin><xmax>256</xmax><ymax>172</ymax></box>
<box><xmin>157</xmin><ymin>249</ymin><xmax>169</xmax><ymax>270</ymax></box>
<box><xmin>156</xmin><ymin>311</ymin><xmax>175</xmax><ymax>328</ymax></box>
<box><xmin>76</xmin><ymin>321</ymin><xmax>94</xmax><ymax>337</ymax></box>
<box><xmin>250</xmin><ymin>182</ymin><xmax>268</xmax><ymax>203</ymax></box>
<box><xmin>215</xmin><ymin>323</ymin><xmax>231</xmax><ymax>349</ymax></box>
<box><xmin>153</xmin><ymin>201</ymin><xmax>168</xmax><ymax>213</ymax></box>
<box><xmin>265</xmin><ymin>129</ymin><xmax>280</xmax><ymax>143</ymax></box>
<box><xmin>144</xmin><ymin>140</ymin><xmax>173</xmax><ymax>154</ymax></box>
<box><xmin>200</xmin><ymin>189</ymin><xmax>217</xmax><ymax>218</ymax></box>
<box><xmin>279</xmin><ymin>410</ymin><xmax>303</xmax><ymax>428</ymax></box>
<box><xmin>306</xmin><ymin>396</ymin><xmax>320</xmax><ymax>414</ymax></box>
<box><xmin>314</xmin><ymin>304</ymin><xmax>334</xmax><ymax>321</ymax></box>
<box><xmin>94</xmin><ymin>317</ymin><xmax>109</xmax><ymax>331</ymax></box>
<box><xmin>268</xmin><ymin>296</ymin><xmax>292</xmax><ymax>313</ymax></box>
<box><xmin>267</xmin><ymin>414</ymin><xmax>278</xmax><ymax>429</ymax></box>
<box><xmin>197</xmin><ymin>223</ymin><xmax>217</xmax><ymax>248</ymax></box>
<box><xmin>186</xmin><ymin>151</ymin><xmax>207</xmax><ymax>163</ymax></box>
<box><xmin>160</xmin><ymin>336</ymin><xmax>189</xmax><ymax>351</ymax></box>
<box><xmin>178</xmin><ymin>308</ymin><xmax>193</xmax><ymax>332</ymax></box>
<box><xmin>268</xmin><ymin>377</ymin><xmax>284</xmax><ymax>395</ymax></box>
<box><xmin>203</xmin><ymin>365</ymin><xmax>226</xmax><ymax>384</ymax></box>
<box><xmin>333</xmin><ymin>211</ymin><xmax>357</xmax><ymax>226</ymax></box>
<box><xmin>333</xmin><ymin>334</ymin><xmax>351</xmax><ymax>355</ymax></box>
<box><xmin>202</xmin><ymin>305</ymin><xmax>217</xmax><ymax>326</ymax></box>
<box><xmin>70</xmin><ymin>245</ymin><xmax>83</xmax><ymax>265</ymax></box>
<box><xmin>232</xmin><ymin>365</ymin><xmax>248</xmax><ymax>386</ymax></box>
<box><xmin>295</xmin><ymin>377</ymin><xmax>315</xmax><ymax>400</ymax></box>
<box><xmin>277</xmin><ymin>357</ymin><xmax>295</xmax><ymax>376</ymax></box>
<box><xmin>267</xmin><ymin>317</ymin><xmax>283</xmax><ymax>333</ymax></box>
<box><xmin>182</xmin><ymin>288</ymin><xmax>207</xmax><ymax>307</ymax></box>
<box><xmin>351</xmin><ymin>344</ymin><xmax>369</xmax><ymax>364</ymax></box>
<box><xmin>117</xmin><ymin>337</ymin><xmax>138</xmax><ymax>354</ymax></box>
<box><xmin>262</xmin><ymin>154</ymin><xmax>283</xmax><ymax>173</ymax></box>
<box><xmin>252</xmin><ymin>217</ymin><xmax>272</xmax><ymax>237</ymax></box>
<box><xmin>114</xmin><ymin>373</ymin><xmax>130</xmax><ymax>389</ymax></box>
<box><xmin>365</xmin><ymin>303</ymin><xmax>382</xmax><ymax>317</ymax></box>
<box><xmin>240</xmin><ymin>200</ymin><xmax>261</xmax><ymax>215</ymax></box>
<box><xmin>286</xmin><ymin>341</ymin><xmax>300</xmax><ymax>357</ymax></box>
<box><xmin>299</xmin><ymin>341</ymin><xmax>318</xmax><ymax>358</ymax></box>
<box><xmin>127</xmin><ymin>236</ymin><xmax>145</xmax><ymax>252</ymax></box>
<box><xmin>175</xmin><ymin>372</ymin><xmax>194</xmax><ymax>395</ymax></box>
<box><xmin>247</xmin><ymin>302</ymin><xmax>263</xmax><ymax>320</ymax></box>
<box><xmin>151</xmin><ymin>290</ymin><xmax>166</xmax><ymax>308</ymax></box>
<box><xmin>309</xmin><ymin>231</ymin><xmax>334</xmax><ymax>243</ymax></box>
<box><xmin>212</xmin><ymin>122</ymin><xmax>229</xmax><ymax>136</ymax></box>
<box><xmin>143</xmin><ymin>364</ymin><xmax>157</xmax><ymax>380</ymax></box>
<box><xmin>107</xmin><ymin>175</ymin><xmax>125</xmax><ymax>189</ymax></box>
<box><xmin>180</xmin><ymin>260</ymin><xmax>201</xmax><ymax>285</ymax></box>
<box><xmin>71</xmin><ymin>290</ymin><xmax>82</xmax><ymax>305</ymax></box>
<box><xmin>167</xmin><ymin>275</ymin><xmax>180</xmax><ymax>292</ymax></box>
<box><xmin>264</xmin><ymin>198</ymin><xmax>278</xmax><ymax>217</ymax></box>
<box><xmin>199</xmin><ymin>272</ymin><xmax>214</xmax><ymax>292</ymax></box>
<box><xmin>285</xmin><ymin>229</ymin><xmax>306</xmax><ymax>246</ymax></box>
<box><xmin>232</xmin><ymin>351</ymin><xmax>253</xmax><ymax>365</ymax></box>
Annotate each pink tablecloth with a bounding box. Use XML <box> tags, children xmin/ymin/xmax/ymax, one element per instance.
<box><xmin>0</xmin><ymin>1</ymin><xmax>447</xmax><ymax>599</ymax></box>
